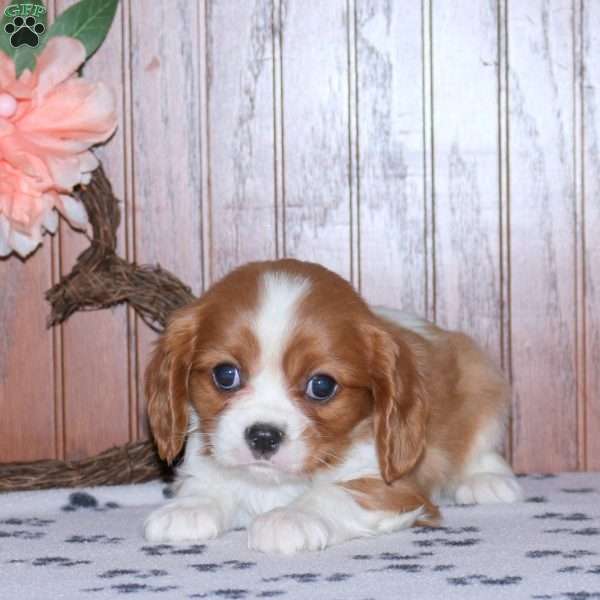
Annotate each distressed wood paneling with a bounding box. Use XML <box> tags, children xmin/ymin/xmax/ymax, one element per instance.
<box><xmin>356</xmin><ymin>0</ymin><xmax>426</xmax><ymax>311</ymax></box>
<box><xmin>55</xmin><ymin>0</ymin><xmax>130</xmax><ymax>460</ymax></box>
<box><xmin>2</xmin><ymin>0</ymin><xmax>600</xmax><ymax>473</ymax></box>
<box><xmin>431</xmin><ymin>0</ymin><xmax>502</xmax><ymax>362</ymax></box>
<box><xmin>205</xmin><ymin>0</ymin><xmax>276</xmax><ymax>282</ymax></box>
<box><xmin>280</xmin><ymin>0</ymin><xmax>351</xmax><ymax>278</ymax></box>
<box><xmin>508</xmin><ymin>0</ymin><xmax>577</xmax><ymax>472</ymax></box>
<box><xmin>129</xmin><ymin>1</ymin><xmax>203</xmax><ymax>436</ymax></box>
<box><xmin>0</xmin><ymin>252</ymin><xmax>57</xmax><ymax>461</ymax></box>
<box><xmin>583</xmin><ymin>0</ymin><xmax>600</xmax><ymax>470</ymax></box>
<box><xmin>0</xmin><ymin>0</ymin><xmax>57</xmax><ymax>462</ymax></box>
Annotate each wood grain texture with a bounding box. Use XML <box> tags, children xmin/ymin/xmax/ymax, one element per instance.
<box><xmin>205</xmin><ymin>0</ymin><xmax>277</xmax><ymax>282</ymax></box>
<box><xmin>129</xmin><ymin>1</ymin><xmax>203</xmax><ymax>436</ymax></box>
<box><xmin>0</xmin><ymin>252</ymin><xmax>57</xmax><ymax>462</ymax></box>
<box><xmin>583</xmin><ymin>0</ymin><xmax>600</xmax><ymax>469</ymax></box>
<box><xmin>431</xmin><ymin>0</ymin><xmax>502</xmax><ymax>362</ymax></box>
<box><xmin>54</xmin><ymin>0</ymin><xmax>130</xmax><ymax>460</ymax></box>
<box><xmin>280</xmin><ymin>0</ymin><xmax>351</xmax><ymax>278</ymax></box>
<box><xmin>422</xmin><ymin>0</ymin><xmax>435</xmax><ymax>322</ymax></box>
<box><xmin>0</xmin><ymin>0</ymin><xmax>57</xmax><ymax>462</ymax></box>
<box><xmin>498</xmin><ymin>0</ymin><xmax>512</xmax><ymax>458</ymax></box>
<box><xmin>356</xmin><ymin>0</ymin><xmax>426</xmax><ymax>312</ymax></box>
<box><xmin>2</xmin><ymin>0</ymin><xmax>600</xmax><ymax>474</ymax></box>
<box><xmin>508</xmin><ymin>0</ymin><xmax>577</xmax><ymax>472</ymax></box>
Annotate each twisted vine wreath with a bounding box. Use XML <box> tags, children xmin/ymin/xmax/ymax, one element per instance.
<box><xmin>0</xmin><ymin>0</ymin><xmax>191</xmax><ymax>491</ymax></box>
<box><xmin>0</xmin><ymin>168</ymin><xmax>193</xmax><ymax>491</ymax></box>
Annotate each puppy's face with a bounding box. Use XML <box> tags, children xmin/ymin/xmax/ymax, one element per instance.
<box><xmin>146</xmin><ymin>260</ymin><xmax>427</xmax><ymax>483</ymax></box>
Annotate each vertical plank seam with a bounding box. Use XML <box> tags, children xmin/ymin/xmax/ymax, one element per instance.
<box><xmin>47</xmin><ymin>0</ymin><xmax>64</xmax><ymax>461</ymax></box>
<box><xmin>199</xmin><ymin>0</ymin><xmax>212</xmax><ymax>290</ymax></box>
<box><xmin>498</xmin><ymin>0</ymin><xmax>514</xmax><ymax>464</ymax></box>
<box><xmin>122</xmin><ymin>0</ymin><xmax>138</xmax><ymax>442</ymax></box>
<box><xmin>347</xmin><ymin>0</ymin><xmax>360</xmax><ymax>291</ymax></box>
<box><xmin>280</xmin><ymin>0</ymin><xmax>287</xmax><ymax>259</ymax></box>
<box><xmin>573</xmin><ymin>0</ymin><xmax>587</xmax><ymax>471</ymax></box>
<box><xmin>125</xmin><ymin>0</ymin><xmax>143</xmax><ymax>439</ymax></box>
<box><xmin>51</xmin><ymin>232</ymin><xmax>65</xmax><ymax>460</ymax></box>
<box><xmin>422</xmin><ymin>0</ymin><xmax>435</xmax><ymax>321</ymax></box>
<box><xmin>273</xmin><ymin>0</ymin><xmax>286</xmax><ymax>259</ymax></box>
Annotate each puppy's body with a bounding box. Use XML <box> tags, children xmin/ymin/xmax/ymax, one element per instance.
<box><xmin>144</xmin><ymin>260</ymin><xmax>521</xmax><ymax>553</ymax></box>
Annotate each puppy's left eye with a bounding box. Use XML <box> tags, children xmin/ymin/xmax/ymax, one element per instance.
<box><xmin>305</xmin><ymin>374</ymin><xmax>338</xmax><ymax>402</ymax></box>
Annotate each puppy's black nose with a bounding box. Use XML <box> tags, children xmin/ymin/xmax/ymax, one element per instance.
<box><xmin>244</xmin><ymin>423</ymin><xmax>285</xmax><ymax>459</ymax></box>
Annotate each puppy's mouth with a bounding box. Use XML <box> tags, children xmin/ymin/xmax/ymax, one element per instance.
<box><xmin>242</xmin><ymin>459</ymin><xmax>299</xmax><ymax>474</ymax></box>
<box><xmin>246</xmin><ymin>460</ymin><xmax>279</xmax><ymax>473</ymax></box>
<box><xmin>244</xmin><ymin>460</ymin><xmax>306</xmax><ymax>484</ymax></box>
<box><xmin>218</xmin><ymin>453</ymin><xmax>304</xmax><ymax>480</ymax></box>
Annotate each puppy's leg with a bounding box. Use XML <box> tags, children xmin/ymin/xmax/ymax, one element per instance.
<box><xmin>248</xmin><ymin>479</ymin><xmax>436</xmax><ymax>555</ymax></box>
<box><xmin>453</xmin><ymin>453</ymin><xmax>522</xmax><ymax>505</ymax></box>
<box><xmin>452</xmin><ymin>420</ymin><xmax>522</xmax><ymax>505</ymax></box>
<box><xmin>144</xmin><ymin>476</ymin><xmax>238</xmax><ymax>543</ymax></box>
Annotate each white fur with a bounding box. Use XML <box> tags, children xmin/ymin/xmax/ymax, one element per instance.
<box><xmin>145</xmin><ymin>447</ymin><xmax>422</xmax><ymax>550</ymax></box>
<box><xmin>145</xmin><ymin>279</ymin><xmax>426</xmax><ymax>552</ymax></box>
<box><xmin>145</xmin><ymin>296</ymin><xmax>522</xmax><ymax>553</ymax></box>
<box><xmin>314</xmin><ymin>440</ymin><xmax>380</xmax><ymax>483</ymax></box>
<box><xmin>210</xmin><ymin>272</ymin><xmax>311</xmax><ymax>475</ymax></box>
<box><xmin>248</xmin><ymin>483</ymin><xmax>422</xmax><ymax>554</ymax></box>
<box><xmin>451</xmin><ymin>418</ymin><xmax>523</xmax><ymax>504</ymax></box>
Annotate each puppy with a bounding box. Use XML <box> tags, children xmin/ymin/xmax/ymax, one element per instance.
<box><xmin>144</xmin><ymin>259</ymin><xmax>521</xmax><ymax>553</ymax></box>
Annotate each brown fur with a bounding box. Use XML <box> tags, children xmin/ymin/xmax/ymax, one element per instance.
<box><xmin>146</xmin><ymin>259</ymin><xmax>510</xmax><ymax>521</ymax></box>
<box><xmin>342</xmin><ymin>477</ymin><xmax>441</xmax><ymax>527</ymax></box>
<box><xmin>146</xmin><ymin>263</ymin><xmax>263</xmax><ymax>462</ymax></box>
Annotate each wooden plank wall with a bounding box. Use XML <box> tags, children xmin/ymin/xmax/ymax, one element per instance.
<box><xmin>0</xmin><ymin>0</ymin><xmax>598</xmax><ymax>473</ymax></box>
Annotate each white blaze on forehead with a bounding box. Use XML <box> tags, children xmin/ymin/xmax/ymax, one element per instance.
<box><xmin>210</xmin><ymin>271</ymin><xmax>312</xmax><ymax>474</ymax></box>
<box><xmin>253</xmin><ymin>272</ymin><xmax>310</xmax><ymax>365</ymax></box>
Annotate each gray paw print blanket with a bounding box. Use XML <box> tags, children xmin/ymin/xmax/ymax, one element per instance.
<box><xmin>1</xmin><ymin>473</ymin><xmax>599</xmax><ymax>599</ymax></box>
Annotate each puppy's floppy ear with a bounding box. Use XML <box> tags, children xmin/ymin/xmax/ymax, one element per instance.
<box><xmin>145</xmin><ymin>304</ymin><xmax>199</xmax><ymax>463</ymax></box>
<box><xmin>366</xmin><ymin>323</ymin><xmax>429</xmax><ymax>484</ymax></box>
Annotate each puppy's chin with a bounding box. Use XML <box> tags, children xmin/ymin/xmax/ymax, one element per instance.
<box><xmin>244</xmin><ymin>462</ymin><xmax>301</xmax><ymax>484</ymax></box>
<box><xmin>214</xmin><ymin>454</ymin><xmax>307</xmax><ymax>485</ymax></box>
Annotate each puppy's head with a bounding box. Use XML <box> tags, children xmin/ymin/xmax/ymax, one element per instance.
<box><xmin>146</xmin><ymin>259</ymin><xmax>428</xmax><ymax>483</ymax></box>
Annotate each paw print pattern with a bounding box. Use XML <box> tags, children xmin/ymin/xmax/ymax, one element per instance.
<box><xmin>4</xmin><ymin>16</ymin><xmax>45</xmax><ymax>48</ymax></box>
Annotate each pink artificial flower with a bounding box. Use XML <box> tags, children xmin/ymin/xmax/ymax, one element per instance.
<box><xmin>0</xmin><ymin>37</ymin><xmax>117</xmax><ymax>257</ymax></box>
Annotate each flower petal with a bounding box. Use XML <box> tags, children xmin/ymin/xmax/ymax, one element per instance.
<box><xmin>20</xmin><ymin>79</ymin><xmax>117</xmax><ymax>145</ymax></box>
<box><xmin>59</xmin><ymin>194</ymin><xmax>88</xmax><ymax>228</ymax></box>
<box><xmin>42</xmin><ymin>207</ymin><xmax>58</xmax><ymax>233</ymax></box>
<box><xmin>33</xmin><ymin>37</ymin><xmax>86</xmax><ymax>100</ymax></box>
<box><xmin>0</xmin><ymin>36</ymin><xmax>116</xmax><ymax>254</ymax></box>
<box><xmin>79</xmin><ymin>151</ymin><xmax>98</xmax><ymax>179</ymax></box>
<box><xmin>0</xmin><ymin>216</ymin><xmax>12</xmax><ymax>256</ymax></box>
<box><xmin>10</xmin><ymin>226</ymin><xmax>40</xmax><ymax>257</ymax></box>
<box><xmin>45</xmin><ymin>154</ymin><xmax>82</xmax><ymax>189</ymax></box>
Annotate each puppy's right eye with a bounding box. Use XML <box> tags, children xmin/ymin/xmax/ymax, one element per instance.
<box><xmin>212</xmin><ymin>363</ymin><xmax>241</xmax><ymax>391</ymax></box>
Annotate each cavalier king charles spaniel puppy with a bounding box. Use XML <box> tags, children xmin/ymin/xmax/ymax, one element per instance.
<box><xmin>144</xmin><ymin>259</ymin><xmax>521</xmax><ymax>553</ymax></box>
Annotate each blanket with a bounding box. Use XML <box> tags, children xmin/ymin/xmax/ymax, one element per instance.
<box><xmin>1</xmin><ymin>473</ymin><xmax>599</xmax><ymax>599</ymax></box>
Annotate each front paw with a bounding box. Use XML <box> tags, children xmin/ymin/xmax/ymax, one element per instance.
<box><xmin>248</xmin><ymin>508</ymin><xmax>331</xmax><ymax>555</ymax></box>
<box><xmin>454</xmin><ymin>473</ymin><xmax>523</xmax><ymax>505</ymax></box>
<box><xmin>144</xmin><ymin>499</ymin><xmax>225</xmax><ymax>543</ymax></box>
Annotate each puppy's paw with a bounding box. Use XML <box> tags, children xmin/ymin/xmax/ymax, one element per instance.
<box><xmin>144</xmin><ymin>499</ymin><xmax>225</xmax><ymax>543</ymax></box>
<box><xmin>454</xmin><ymin>473</ymin><xmax>523</xmax><ymax>505</ymax></box>
<box><xmin>248</xmin><ymin>508</ymin><xmax>331</xmax><ymax>554</ymax></box>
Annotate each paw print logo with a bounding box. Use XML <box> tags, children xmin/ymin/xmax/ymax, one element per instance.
<box><xmin>4</xmin><ymin>15</ymin><xmax>45</xmax><ymax>48</ymax></box>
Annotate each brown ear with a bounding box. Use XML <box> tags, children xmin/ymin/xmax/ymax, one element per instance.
<box><xmin>145</xmin><ymin>305</ymin><xmax>198</xmax><ymax>463</ymax></box>
<box><xmin>367</xmin><ymin>324</ymin><xmax>429</xmax><ymax>484</ymax></box>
